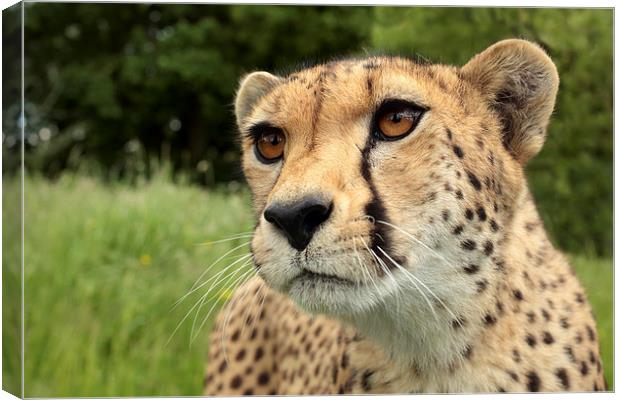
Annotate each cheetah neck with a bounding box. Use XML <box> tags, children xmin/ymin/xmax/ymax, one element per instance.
<box><xmin>343</xmin><ymin>188</ymin><xmax>553</xmax><ymax>375</ymax></box>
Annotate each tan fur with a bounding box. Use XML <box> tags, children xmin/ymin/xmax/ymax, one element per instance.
<box><xmin>203</xmin><ymin>39</ymin><xmax>605</xmax><ymax>394</ymax></box>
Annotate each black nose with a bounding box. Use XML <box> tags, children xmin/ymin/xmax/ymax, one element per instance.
<box><xmin>263</xmin><ymin>196</ymin><xmax>333</xmax><ymax>251</ymax></box>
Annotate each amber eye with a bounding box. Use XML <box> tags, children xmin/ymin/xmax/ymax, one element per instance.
<box><xmin>374</xmin><ymin>100</ymin><xmax>425</xmax><ymax>140</ymax></box>
<box><xmin>255</xmin><ymin>128</ymin><xmax>286</xmax><ymax>163</ymax></box>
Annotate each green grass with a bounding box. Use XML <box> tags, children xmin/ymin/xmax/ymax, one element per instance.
<box><xmin>2</xmin><ymin>174</ymin><xmax>613</xmax><ymax>395</ymax></box>
<box><xmin>4</xmin><ymin>173</ymin><xmax>255</xmax><ymax>396</ymax></box>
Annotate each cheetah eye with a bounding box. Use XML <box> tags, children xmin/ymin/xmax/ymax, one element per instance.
<box><xmin>373</xmin><ymin>100</ymin><xmax>425</xmax><ymax>141</ymax></box>
<box><xmin>254</xmin><ymin>126</ymin><xmax>286</xmax><ymax>164</ymax></box>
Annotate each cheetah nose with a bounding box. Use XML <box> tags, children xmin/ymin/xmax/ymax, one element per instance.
<box><xmin>263</xmin><ymin>195</ymin><xmax>333</xmax><ymax>251</ymax></box>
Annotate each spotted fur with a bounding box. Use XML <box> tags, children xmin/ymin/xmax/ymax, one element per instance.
<box><xmin>203</xmin><ymin>40</ymin><xmax>605</xmax><ymax>394</ymax></box>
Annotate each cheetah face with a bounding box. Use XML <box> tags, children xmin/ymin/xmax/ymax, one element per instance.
<box><xmin>235</xmin><ymin>40</ymin><xmax>558</xmax><ymax>317</ymax></box>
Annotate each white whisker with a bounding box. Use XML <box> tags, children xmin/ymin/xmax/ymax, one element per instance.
<box><xmin>191</xmin><ymin>265</ymin><xmax>254</xmax><ymax>344</ymax></box>
<box><xmin>377</xmin><ymin>246</ymin><xmax>439</xmax><ymax>321</ymax></box>
<box><xmin>376</xmin><ymin>220</ymin><xmax>455</xmax><ymax>266</ymax></box>
<box><xmin>197</xmin><ymin>233</ymin><xmax>254</xmax><ymax>246</ymax></box>
<box><xmin>189</xmin><ymin>241</ymin><xmax>251</xmax><ymax>291</ymax></box>
<box><xmin>172</xmin><ymin>252</ymin><xmax>252</xmax><ymax>309</ymax></box>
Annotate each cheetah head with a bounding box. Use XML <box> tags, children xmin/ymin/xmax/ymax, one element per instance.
<box><xmin>235</xmin><ymin>40</ymin><xmax>558</xmax><ymax>319</ymax></box>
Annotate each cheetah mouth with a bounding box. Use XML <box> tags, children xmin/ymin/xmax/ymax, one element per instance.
<box><xmin>296</xmin><ymin>268</ymin><xmax>353</xmax><ymax>285</ymax></box>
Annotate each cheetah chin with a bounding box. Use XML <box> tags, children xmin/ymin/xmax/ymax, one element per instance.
<box><xmin>203</xmin><ymin>39</ymin><xmax>606</xmax><ymax>395</ymax></box>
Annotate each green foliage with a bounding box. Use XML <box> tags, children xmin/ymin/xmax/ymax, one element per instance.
<box><xmin>372</xmin><ymin>8</ymin><xmax>612</xmax><ymax>256</ymax></box>
<box><xmin>2</xmin><ymin>174</ymin><xmax>613</xmax><ymax>395</ymax></box>
<box><xmin>4</xmin><ymin>4</ymin><xmax>371</xmax><ymax>182</ymax></box>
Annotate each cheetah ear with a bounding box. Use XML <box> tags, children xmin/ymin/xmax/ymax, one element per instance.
<box><xmin>235</xmin><ymin>71</ymin><xmax>282</xmax><ymax>127</ymax></box>
<box><xmin>461</xmin><ymin>39</ymin><xmax>559</xmax><ymax>164</ymax></box>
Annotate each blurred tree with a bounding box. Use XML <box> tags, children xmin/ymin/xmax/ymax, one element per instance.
<box><xmin>372</xmin><ymin>7</ymin><xmax>612</xmax><ymax>256</ymax></box>
<box><xmin>5</xmin><ymin>4</ymin><xmax>372</xmax><ymax>182</ymax></box>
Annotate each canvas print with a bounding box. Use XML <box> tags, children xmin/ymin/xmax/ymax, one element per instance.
<box><xmin>2</xmin><ymin>3</ymin><xmax>613</xmax><ymax>396</ymax></box>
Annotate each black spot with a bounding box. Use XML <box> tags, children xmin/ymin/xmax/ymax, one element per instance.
<box><xmin>526</xmin><ymin>371</ymin><xmax>540</xmax><ymax>392</ymax></box>
<box><xmin>455</xmin><ymin>190</ymin><xmax>464</xmax><ymax>199</ymax></box>
<box><xmin>589</xmin><ymin>351</ymin><xmax>597</xmax><ymax>365</ymax></box>
<box><xmin>446</xmin><ymin>129</ymin><xmax>453</xmax><ymax>140</ymax></box>
<box><xmin>476</xmin><ymin>206</ymin><xmax>487</xmax><ymax>221</ymax></box>
<box><xmin>231</xmin><ymin>329</ymin><xmax>240</xmax><ymax>341</ymax></box>
<box><xmin>218</xmin><ymin>360</ymin><xmax>227</xmax><ymax>373</ymax></box>
<box><xmin>525</xmin><ymin>334</ymin><xmax>537</xmax><ymax>347</ymax></box>
<box><xmin>526</xmin><ymin>312</ymin><xmax>536</xmax><ymax>323</ymax></box>
<box><xmin>341</xmin><ymin>353</ymin><xmax>349</xmax><ymax>368</ymax></box>
<box><xmin>575</xmin><ymin>332</ymin><xmax>583</xmax><ymax>343</ymax></box>
<box><xmin>476</xmin><ymin>279</ymin><xmax>488</xmax><ymax>293</ymax></box>
<box><xmin>452</xmin><ymin>225</ymin><xmax>464</xmax><ymax>235</ymax></box>
<box><xmin>542</xmin><ymin>331</ymin><xmax>555</xmax><ymax>345</ymax></box>
<box><xmin>361</xmin><ymin>370</ymin><xmax>374</xmax><ymax>391</ymax></box>
<box><xmin>255</xmin><ymin>347</ymin><xmax>265</xmax><ymax>361</ymax></box>
<box><xmin>230</xmin><ymin>375</ymin><xmax>243</xmax><ymax>389</ymax></box>
<box><xmin>452</xmin><ymin>317</ymin><xmax>466</xmax><ymax>329</ymax></box>
<box><xmin>235</xmin><ymin>349</ymin><xmax>246</xmax><ymax>361</ymax></box>
<box><xmin>258</xmin><ymin>371</ymin><xmax>271</xmax><ymax>385</ymax></box>
<box><xmin>332</xmin><ymin>365</ymin><xmax>338</xmax><ymax>384</ymax></box>
<box><xmin>483</xmin><ymin>313</ymin><xmax>496</xmax><ymax>325</ymax></box>
<box><xmin>453</xmin><ymin>145</ymin><xmax>464</xmax><ymax>158</ymax></box>
<box><xmin>507</xmin><ymin>370</ymin><xmax>519</xmax><ymax>382</ymax></box>
<box><xmin>580</xmin><ymin>361</ymin><xmax>589</xmax><ymax>376</ymax></box>
<box><xmin>560</xmin><ymin>317</ymin><xmax>570</xmax><ymax>329</ymax></box>
<box><xmin>466</xmin><ymin>170</ymin><xmax>482</xmax><ymax>191</ymax></box>
<box><xmin>497</xmin><ymin>387</ymin><xmax>506</xmax><ymax>392</ymax></box>
<box><xmin>461</xmin><ymin>239</ymin><xmax>476</xmax><ymax>250</ymax></box>
<box><xmin>462</xmin><ymin>344</ymin><xmax>473</xmax><ymax>359</ymax></box>
<box><xmin>442</xmin><ymin>209</ymin><xmax>450</xmax><ymax>221</ymax></box>
<box><xmin>512</xmin><ymin>349</ymin><xmax>521</xmax><ymax>363</ymax></box>
<box><xmin>483</xmin><ymin>241</ymin><xmax>494</xmax><ymax>256</ymax></box>
<box><xmin>564</xmin><ymin>345</ymin><xmax>576</xmax><ymax>363</ymax></box>
<box><xmin>465</xmin><ymin>209</ymin><xmax>474</xmax><ymax>220</ymax></box>
<box><xmin>586</xmin><ymin>325</ymin><xmax>596</xmax><ymax>341</ymax></box>
<box><xmin>496</xmin><ymin>300</ymin><xmax>505</xmax><ymax>315</ymax></box>
<box><xmin>463</xmin><ymin>264</ymin><xmax>479</xmax><ymax>274</ymax></box>
<box><xmin>541</xmin><ymin>309</ymin><xmax>551</xmax><ymax>321</ymax></box>
<box><xmin>490</xmin><ymin>219</ymin><xmax>499</xmax><ymax>232</ymax></box>
<box><xmin>314</xmin><ymin>325</ymin><xmax>322</xmax><ymax>337</ymax></box>
<box><xmin>575</xmin><ymin>292</ymin><xmax>585</xmax><ymax>304</ymax></box>
<box><xmin>556</xmin><ymin>368</ymin><xmax>570</xmax><ymax>389</ymax></box>
<box><xmin>513</xmin><ymin>289</ymin><xmax>524</xmax><ymax>301</ymax></box>
<box><xmin>243</xmin><ymin>389</ymin><xmax>254</xmax><ymax>395</ymax></box>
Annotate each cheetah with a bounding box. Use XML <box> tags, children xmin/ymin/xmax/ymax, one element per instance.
<box><xmin>203</xmin><ymin>39</ymin><xmax>606</xmax><ymax>394</ymax></box>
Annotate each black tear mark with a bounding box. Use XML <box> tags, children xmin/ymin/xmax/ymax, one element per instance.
<box><xmin>359</xmin><ymin>138</ymin><xmax>403</xmax><ymax>269</ymax></box>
